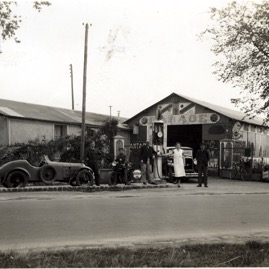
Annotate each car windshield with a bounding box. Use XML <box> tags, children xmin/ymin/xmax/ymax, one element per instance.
<box><xmin>166</xmin><ymin>147</ymin><xmax>193</xmax><ymax>158</ymax></box>
<box><xmin>37</xmin><ymin>155</ymin><xmax>50</xmax><ymax>167</ymax></box>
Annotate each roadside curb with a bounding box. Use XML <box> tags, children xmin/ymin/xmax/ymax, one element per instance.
<box><xmin>0</xmin><ymin>183</ymin><xmax>175</xmax><ymax>193</ymax></box>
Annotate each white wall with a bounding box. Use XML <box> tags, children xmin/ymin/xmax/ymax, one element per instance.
<box><xmin>8</xmin><ymin>118</ymin><xmax>82</xmax><ymax>145</ymax></box>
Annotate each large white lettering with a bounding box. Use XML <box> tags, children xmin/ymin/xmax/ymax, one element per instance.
<box><xmin>168</xmin><ymin>113</ymin><xmax>219</xmax><ymax>125</ymax></box>
<box><xmin>140</xmin><ymin>113</ymin><xmax>220</xmax><ymax>126</ymax></box>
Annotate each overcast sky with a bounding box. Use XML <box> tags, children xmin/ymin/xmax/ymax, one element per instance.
<box><xmin>0</xmin><ymin>0</ymin><xmax>243</xmax><ymax>118</ymax></box>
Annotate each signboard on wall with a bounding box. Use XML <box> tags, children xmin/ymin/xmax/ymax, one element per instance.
<box><xmin>166</xmin><ymin>113</ymin><xmax>220</xmax><ymax>125</ymax></box>
<box><xmin>139</xmin><ymin>113</ymin><xmax>220</xmax><ymax>126</ymax></box>
<box><xmin>220</xmin><ymin>141</ymin><xmax>234</xmax><ymax>169</ymax></box>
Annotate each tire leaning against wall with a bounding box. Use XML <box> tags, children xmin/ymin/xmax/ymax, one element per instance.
<box><xmin>39</xmin><ymin>166</ymin><xmax>57</xmax><ymax>184</ymax></box>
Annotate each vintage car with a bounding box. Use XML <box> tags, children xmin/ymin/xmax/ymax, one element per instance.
<box><xmin>165</xmin><ymin>146</ymin><xmax>198</xmax><ymax>182</ymax></box>
<box><xmin>0</xmin><ymin>155</ymin><xmax>94</xmax><ymax>188</ymax></box>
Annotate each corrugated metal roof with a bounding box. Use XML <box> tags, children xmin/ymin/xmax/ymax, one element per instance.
<box><xmin>0</xmin><ymin>107</ymin><xmax>24</xmax><ymax>118</ymax></box>
<box><xmin>125</xmin><ymin>92</ymin><xmax>266</xmax><ymax>126</ymax></box>
<box><xmin>179</xmin><ymin>93</ymin><xmax>264</xmax><ymax>125</ymax></box>
<box><xmin>0</xmin><ymin>99</ymin><xmax>129</xmax><ymax>128</ymax></box>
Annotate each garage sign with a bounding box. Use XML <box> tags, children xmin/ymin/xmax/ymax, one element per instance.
<box><xmin>167</xmin><ymin>113</ymin><xmax>220</xmax><ymax>125</ymax></box>
<box><xmin>140</xmin><ymin>113</ymin><xmax>220</xmax><ymax>126</ymax></box>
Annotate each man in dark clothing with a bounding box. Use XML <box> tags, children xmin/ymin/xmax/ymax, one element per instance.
<box><xmin>140</xmin><ymin>140</ymin><xmax>157</xmax><ymax>185</ymax></box>
<box><xmin>86</xmin><ymin>141</ymin><xmax>101</xmax><ymax>186</ymax></box>
<box><xmin>114</xmin><ymin>148</ymin><xmax>129</xmax><ymax>184</ymax></box>
<box><xmin>196</xmin><ymin>142</ymin><xmax>210</xmax><ymax>187</ymax></box>
<box><xmin>115</xmin><ymin>148</ymin><xmax>126</xmax><ymax>165</ymax></box>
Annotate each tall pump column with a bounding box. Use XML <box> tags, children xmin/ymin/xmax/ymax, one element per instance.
<box><xmin>152</xmin><ymin>120</ymin><xmax>164</xmax><ymax>179</ymax></box>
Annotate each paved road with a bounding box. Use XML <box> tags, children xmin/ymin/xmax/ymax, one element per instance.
<box><xmin>1</xmin><ymin>178</ymin><xmax>269</xmax><ymax>252</ymax></box>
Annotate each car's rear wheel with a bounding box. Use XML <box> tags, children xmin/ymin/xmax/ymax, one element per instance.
<box><xmin>168</xmin><ymin>167</ymin><xmax>174</xmax><ymax>183</ymax></box>
<box><xmin>1</xmin><ymin>181</ymin><xmax>8</xmax><ymax>188</ymax></box>
<box><xmin>40</xmin><ymin>166</ymin><xmax>57</xmax><ymax>184</ymax></box>
<box><xmin>76</xmin><ymin>170</ymin><xmax>93</xmax><ymax>186</ymax></box>
<box><xmin>6</xmin><ymin>171</ymin><xmax>28</xmax><ymax>188</ymax></box>
<box><xmin>69</xmin><ymin>177</ymin><xmax>77</xmax><ymax>186</ymax></box>
<box><xmin>110</xmin><ymin>171</ymin><xmax>117</xmax><ymax>186</ymax></box>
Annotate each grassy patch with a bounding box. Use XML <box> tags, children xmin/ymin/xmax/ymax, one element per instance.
<box><xmin>1</xmin><ymin>241</ymin><xmax>269</xmax><ymax>267</ymax></box>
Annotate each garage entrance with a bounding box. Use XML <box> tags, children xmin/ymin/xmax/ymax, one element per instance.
<box><xmin>167</xmin><ymin>125</ymin><xmax>202</xmax><ymax>156</ymax></box>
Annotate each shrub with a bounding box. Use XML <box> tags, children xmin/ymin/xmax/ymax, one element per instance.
<box><xmin>0</xmin><ymin>118</ymin><xmax>119</xmax><ymax>168</ymax></box>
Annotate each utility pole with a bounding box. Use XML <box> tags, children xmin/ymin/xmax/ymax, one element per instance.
<box><xmin>109</xmin><ymin>105</ymin><xmax>112</xmax><ymax>120</ymax></box>
<box><xmin>80</xmin><ymin>23</ymin><xmax>89</xmax><ymax>162</ymax></box>
<box><xmin>117</xmin><ymin>110</ymin><xmax>120</xmax><ymax>120</ymax></box>
<box><xmin>69</xmin><ymin>64</ymin><xmax>74</xmax><ymax>110</ymax></box>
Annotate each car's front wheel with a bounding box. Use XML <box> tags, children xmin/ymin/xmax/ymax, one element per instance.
<box><xmin>6</xmin><ymin>171</ymin><xmax>28</xmax><ymax>188</ymax></box>
<box><xmin>76</xmin><ymin>170</ymin><xmax>93</xmax><ymax>186</ymax></box>
<box><xmin>40</xmin><ymin>166</ymin><xmax>57</xmax><ymax>184</ymax></box>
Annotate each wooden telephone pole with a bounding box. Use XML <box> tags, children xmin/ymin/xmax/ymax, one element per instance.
<box><xmin>80</xmin><ymin>23</ymin><xmax>89</xmax><ymax>162</ymax></box>
<box><xmin>69</xmin><ymin>64</ymin><xmax>74</xmax><ymax>110</ymax></box>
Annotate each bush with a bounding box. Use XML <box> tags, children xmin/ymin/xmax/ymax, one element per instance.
<box><xmin>0</xmin><ymin>119</ymin><xmax>119</xmax><ymax>168</ymax></box>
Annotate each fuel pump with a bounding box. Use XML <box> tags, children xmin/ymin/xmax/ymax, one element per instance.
<box><xmin>152</xmin><ymin>120</ymin><xmax>164</xmax><ymax>180</ymax></box>
<box><xmin>153</xmin><ymin>120</ymin><xmax>164</xmax><ymax>146</ymax></box>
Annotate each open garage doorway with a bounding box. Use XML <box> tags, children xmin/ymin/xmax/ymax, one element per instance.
<box><xmin>167</xmin><ymin>125</ymin><xmax>202</xmax><ymax>156</ymax></box>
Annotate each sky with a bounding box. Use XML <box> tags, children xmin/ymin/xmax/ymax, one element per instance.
<box><xmin>0</xmin><ymin>0</ymin><xmax>243</xmax><ymax>119</ymax></box>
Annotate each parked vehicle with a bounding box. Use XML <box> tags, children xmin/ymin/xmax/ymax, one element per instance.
<box><xmin>0</xmin><ymin>155</ymin><xmax>94</xmax><ymax>188</ymax></box>
<box><xmin>165</xmin><ymin>146</ymin><xmax>198</xmax><ymax>182</ymax></box>
<box><xmin>110</xmin><ymin>161</ymin><xmax>133</xmax><ymax>185</ymax></box>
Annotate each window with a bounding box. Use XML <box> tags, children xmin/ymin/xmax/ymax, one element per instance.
<box><xmin>243</xmin><ymin>124</ymin><xmax>249</xmax><ymax>131</ymax></box>
<box><xmin>250</xmin><ymin>125</ymin><xmax>255</xmax><ymax>132</ymax></box>
<box><xmin>54</xmin><ymin>125</ymin><xmax>67</xmax><ymax>140</ymax></box>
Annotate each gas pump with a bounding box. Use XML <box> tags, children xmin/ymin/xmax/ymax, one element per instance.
<box><xmin>152</xmin><ymin>120</ymin><xmax>164</xmax><ymax>179</ymax></box>
<box><xmin>153</xmin><ymin>120</ymin><xmax>164</xmax><ymax>145</ymax></box>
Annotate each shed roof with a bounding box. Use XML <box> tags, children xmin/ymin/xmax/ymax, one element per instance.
<box><xmin>179</xmin><ymin>93</ymin><xmax>265</xmax><ymax>126</ymax></box>
<box><xmin>124</xmin><ymin>92</ymin><xmax>266</xmax><ymax>126</ymax></box>
<box><xmin>0</xmin><ymin>99</ymin><xmax>129</xmax><ymax>128</ymax></box>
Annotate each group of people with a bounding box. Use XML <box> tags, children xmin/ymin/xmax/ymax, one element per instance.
<box><xmin>170</xmin><ymin>142</ymin><xmax>210</xmax><ymax>188</ymax></box>
<box><xmin>85</xmin><ymin>140</ymin><xmax>210</xmax><ymax>187</ymax></box>
<box><xmin>84</xmin><ymin>140</ymin><xmax>159</xmax><ymax>186</ymax></box>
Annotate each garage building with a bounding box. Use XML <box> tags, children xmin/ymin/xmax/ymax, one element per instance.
<box><xmin>124</xmin><ymin>92</ymin><xmax>269</xmax><ymax>177</ymax></box>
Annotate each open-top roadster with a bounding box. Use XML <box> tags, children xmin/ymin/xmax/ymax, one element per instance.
<box><xmin>0</xmin><ymin>155</ymin><xmax>94</xmax><ymax>188</ymax></box>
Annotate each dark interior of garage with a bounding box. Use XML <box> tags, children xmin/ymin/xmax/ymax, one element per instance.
<box><xmin>167</xmin><ymin>125</ymin><xmax>202</xmax><ymax>156</ymax></box>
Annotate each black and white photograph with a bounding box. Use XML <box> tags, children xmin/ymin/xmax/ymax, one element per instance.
<box><xmin>0</xmin><ymin>0</ymin><xmax>269</xmax><ymax>267</ymax></box>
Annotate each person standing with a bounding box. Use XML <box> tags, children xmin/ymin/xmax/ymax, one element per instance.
<box><xmin>115</xmin><ymin>148</ymin><xmax>129</xmax><ymax>185</ymax></box>
<box><xmin>170</xmin><ymin>142</ymin><xmax>186</xmax><ymax>187</ymax></box>
<box><xmin>86</xmin><ymin>141</ymin><xmax>101</xmax><ymax>186</ymax></box>
<box><xmin>196</xmin><ymin>142</ymin><xmax>210</xmax><ymax>187</ymax></box>
<box><xmin>140</xmin><ymin>140</ymin><xmax>157</xmax><ymax>185</ymax></box>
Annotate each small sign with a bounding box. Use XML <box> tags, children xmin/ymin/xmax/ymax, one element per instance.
<box><xmin>133</xmin><ymin>169</ymin><xmax>142</xmax><ymax>179</ymax></box>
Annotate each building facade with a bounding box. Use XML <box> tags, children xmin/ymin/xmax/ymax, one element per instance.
<box><xmin>2</xmin><ymin>94</ymin><xmax>269</xmax><ymax>178</ymax></box>
<box><xmin>0</xmin><ymin>99</ymin><xmax>130</xmax><ymax>147</ymax></box>
<box><xmin>124</xmin><ymin>93</ymin><xmax>269</xmax><ymax>175</ymax></box>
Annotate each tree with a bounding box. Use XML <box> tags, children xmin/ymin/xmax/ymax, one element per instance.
<box><xmin>93</xmin><ymin>118</ymin><xmax>119</xmax><ymax>167</ymax></box>
<box><xmin>0</xmin><ymin>1</ymin><xmax>51</xmax><ymax>44</ymax></box>
<box><xmin>200</xmin><ymin>1</ymin><xmax>269</xmax><ymax>123</ymax></box>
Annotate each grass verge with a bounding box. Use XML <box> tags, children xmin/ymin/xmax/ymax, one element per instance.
<box><xmin>0</xmin><ymin>240</ymin><xmax>269</xmax><ymax>267</ymax></box>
